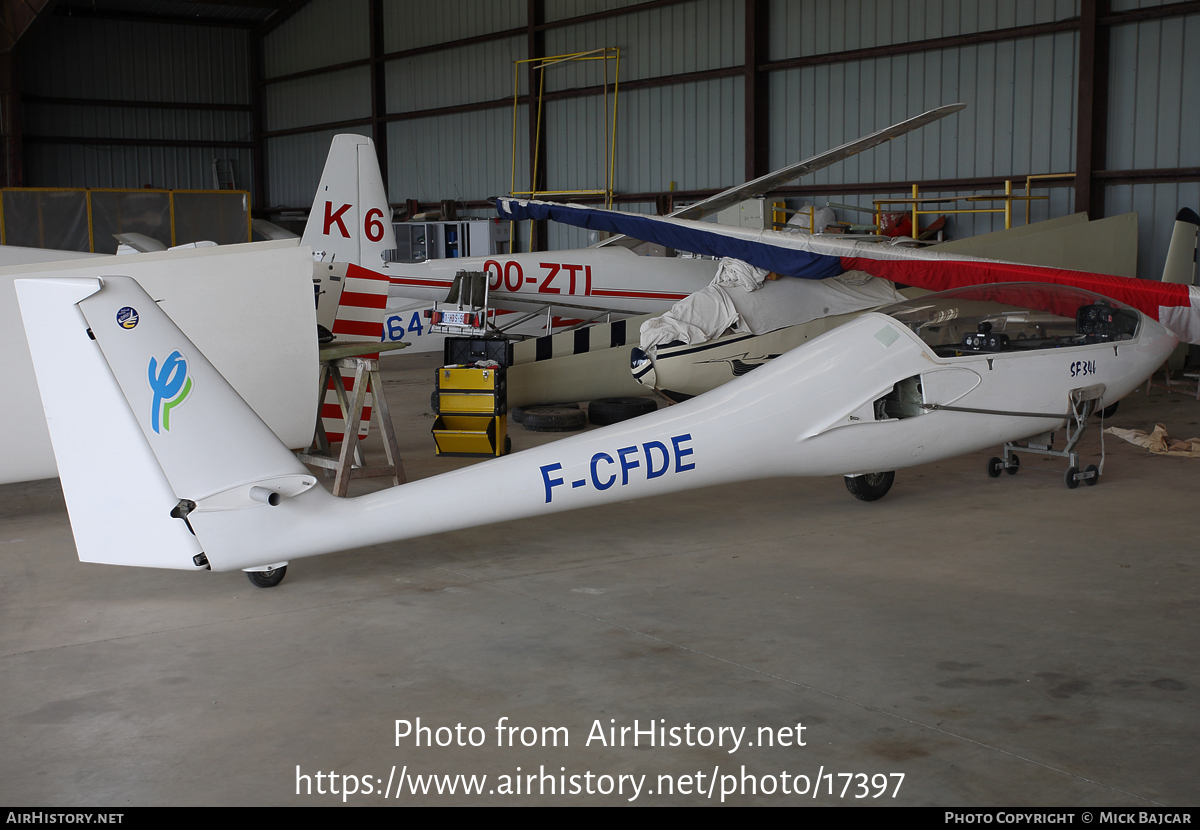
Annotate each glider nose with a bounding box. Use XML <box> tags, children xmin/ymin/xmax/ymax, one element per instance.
<box><xmin>630</xmin><ymin>347</ymin><xmax>657</xmax><ymax>387</ymax></box>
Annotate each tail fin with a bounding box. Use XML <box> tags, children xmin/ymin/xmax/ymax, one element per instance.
<box><xmin>17</xmin><ymin>275</ymin><xmax>320</xmax><ymax>570</ymax></box>
<box><xmin>301</xmin><ymin>134</ymin><xmax>396</xmax><ymax>268</ymax></box>
<box><xmin>15</xmin><ymin>277</ymin><xmax>205</xmax><ymax>569</ymax></box>
<box><xmin>1161</xmin><ymin>207</ymin><xmax>1199</xmax><ymax>285</ymax></box>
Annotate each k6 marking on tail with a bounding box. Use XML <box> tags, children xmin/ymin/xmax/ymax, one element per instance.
<box><xmin>321</xmin><ymin>201</ymin><xmax>386</xmax><ymax>242</ymax></box>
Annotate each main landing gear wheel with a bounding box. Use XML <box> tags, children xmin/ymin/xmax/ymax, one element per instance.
<box><xmin>844</xmin><ymin>471</ymin><xmax>895</xmax><ymax>502</ymax></box>
<box><xmin>246</xmin><ymin>565</ymin><xmax>287</xmax><ymax>588</ymax></box>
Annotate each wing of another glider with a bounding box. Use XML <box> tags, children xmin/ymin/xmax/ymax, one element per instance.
<box><xmin>496</xmin><ymin>198</ymin><xmax>1200</xmax><ymax>345</ymax></box>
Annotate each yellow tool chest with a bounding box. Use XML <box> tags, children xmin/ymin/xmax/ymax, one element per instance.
<box><xmin>431</xmin><ymin>366</ymin><xmax>510</xmax><ymax>457</ymax></box>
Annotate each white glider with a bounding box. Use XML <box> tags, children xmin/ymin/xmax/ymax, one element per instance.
<box><xmin>16</xmin><ymin>272</ymin><xmax>1175</xmax><ymax>587</ymax></box>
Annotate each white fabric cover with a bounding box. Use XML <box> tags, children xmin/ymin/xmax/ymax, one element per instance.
<box><xmin>711</xmin><ymin>257</ymin><xmax>769</xmax><ymax>291</ymax></box>
<box><xmin>640</xmin><ymin>263</ymin><xmax>905</xmax><ymax>350</ymax></box>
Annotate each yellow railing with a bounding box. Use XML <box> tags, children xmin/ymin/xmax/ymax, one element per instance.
<box><xmin>0</xmin><ymin>186</ymin><xmax>251</xmax><ymax>252</ymax></box>
<box><xmin>871</xmin><ymin>176</ymin><xmax>1073</xmax><ymax>238</ymax></box>
<box><xmin>510</xmin><ymin>47</ymin><xmax>620</xmax><ymax>251</ymax></box>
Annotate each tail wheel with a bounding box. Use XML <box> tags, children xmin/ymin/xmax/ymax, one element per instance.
<box><xmin>246</xmin><ymin>565</ymin><xmax>287</xmax><ymax>588</ymax></box>
<box><xmin>845</xmin><ymin>471</ymin><xmax>895</xmax><ymax>502</ymax></box>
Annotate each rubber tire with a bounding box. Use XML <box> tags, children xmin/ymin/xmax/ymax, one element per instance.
<box><xmin>587</xmin><ymin>397</ymin><xmax>658</xmax><ymax>426</ymax></box>
<box><xmin>521</xmin><ymin>406</ymin><xmax>587</xmax><ymax>432</ymax></box>
<box><xmin>503</xmin><ymin>435</ymin><xmax>512</xmax><ymax>455</ymax></box>
<box><xmin>1005</xmin><ymin>453</ymin><xmax>1020</xmax><ymax>475</ymax></box>
<box><xmin>844</xmin><ymin>471</ymin><xmax>895</xmax><ymax>502</ymax></box>
<box><xmin>1064</xmin><ymin>467</ymin><xmax>1080</xmax><ymax>489</ymax></box>
<box><xmin>430</xmin><ymin>390</ymin><xmax>439</xmax><ymax>414</ymax></box>
<box><xmin>511</xmin><ymin>402</ymin><xmax>578</xmax><ymax>425</ymax></box>
<box><xmin>986</xmin><ymin>457</ymin><xmax>1004</xmax><ymax>478</ymax></box>
<box><xmin>1083</xmin><ymin>463</ymin><xmax>1099</xmax><ymax>486</ymax></box>
<box><xmin>246</xmin><ymin>565</ymin><xmax>287</xmax><ymax>588</ymax></box>
<box><xmin>1101</xmin><ymin>401</ymin><xmax>1119</xmax><ymax>419</ymax></box>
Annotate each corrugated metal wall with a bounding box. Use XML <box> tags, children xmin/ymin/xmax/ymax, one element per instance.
<box><xmin>383</xmin><ymin>0</ymin><xmax>526</xmax><ymax>52</ymax></box>
<box><xmin>22</xmin><ymin>1</ymin><xmax>1200</xmax><ymax>278</ymax></box>
<box><xmin>545</xmin><ymin>79</ymin><xmax>744</xmax><ymax>194</ymax></box>
<box><xmin>1106</xmin><ymin>13</ymin><xmax>1200</xmax><ymax>172</ymax></box>
<box><xmin>261</xmin><ymin>0</ymin><xmax>374</xmax><ymax>208</ymax></box>
<box><xmin>767</xmin><ymin>34</ymin><xmax>1079</xmax><ymax>188</ymax></box>
<box><xmin>1105</xmin><ymin>10</ymin><xmax>1200</xmax><ymax>277</ymax></box>
<box><xmin>265</xmin><ymin>66</ymin><xmax>372</xmax><ymax>134</ymax></box>
<box><xmin>385</xmin><ymin>36</ymin><xmax>526</xmax><ymax>113</ymax></box>
<box><xmin>267</xmin><ymin>127</ymin><xmax>369</xmax><ymax>209</ymax></box>
<box><xmin>1108</xmin><ymin>182</ymin><xmax>1200</xmax><ymax>280</ymax></box>
<box><xmin>545</xmin><ymin>0</ymin><xmax>650</xmax><ymax>24</ymax></box>
<box><xmin>263</xmin><ymin>0</ymin><xmax>370</xmax><ymax>78</ymax></box>
<box><xmin>768</xmin><ymin>0</ymin><xmax>1080</xmax><ymax>56</ymax></box>
<box><xmin>542</xmin><ymin>0</ymin><xmax>743</xmax><ymax>89</ymax></box>
<box><xmin>21</xmin><ymin>16</ymin><xmax>253</xmax><ymax>192</ymax></box>
<box><xmin>387</xmin><ymin>106</ymin><xmax>529</xmax><ymax>206</ymax></box>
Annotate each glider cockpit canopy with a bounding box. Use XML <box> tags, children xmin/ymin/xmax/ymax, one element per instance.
<box><xmin>879</xmin><ymin>283</ymin><xmax>1141</xmax><ymax>358</ymax></box>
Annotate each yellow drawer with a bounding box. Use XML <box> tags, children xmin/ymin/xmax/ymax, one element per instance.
<box><xmin>438</xmin><ymin>391</ymin><xmax>501</xmax><ymax>415</ymax></box>
<box><xmin>432</xmin><ymin>415</ymin><xmax>508</xmax><ymax>457</ymax></box>
<box><xmin>437</xmin><ymin>367</ymin><xmax>501</xmax><ymax>391</ymax></box>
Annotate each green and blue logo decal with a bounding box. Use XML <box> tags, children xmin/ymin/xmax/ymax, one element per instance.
<box><xmin>148</xmin><ymin>351</ymin><xmax>193</xmax><ymax>434</ymax></box>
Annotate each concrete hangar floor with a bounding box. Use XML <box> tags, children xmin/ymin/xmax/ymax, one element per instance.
<box><xmin>1</xmin><ymin>349</ymin><xmax>1197</xmax><ymax>807</ymax></box>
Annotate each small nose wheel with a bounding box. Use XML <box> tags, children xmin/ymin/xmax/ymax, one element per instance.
<box><xmin>987</xmin><ymin>454</ymin><xmax>1021</xmax><ymax>478</ymax></box>
<box><xmin>1065</xmin><ymin>464</ymin><xmax>1100</xmax><ymax>489</ymax></box>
